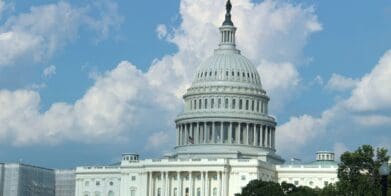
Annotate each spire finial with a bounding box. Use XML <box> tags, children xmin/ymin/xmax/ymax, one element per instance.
<box><xmin>223</xmin><ymin>0</ymin><xmax>234</xmax><ymax>26</ymax></box>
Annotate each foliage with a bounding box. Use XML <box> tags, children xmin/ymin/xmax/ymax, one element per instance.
<box><xmin>337</xmin><ymin>144</ymin><xmax>389</xmax><ymax>195</ymax></box>
<box><xmin>236</xmin><ymin>145</ymin><xmax>390</xmax><ymax>196</ymax></box>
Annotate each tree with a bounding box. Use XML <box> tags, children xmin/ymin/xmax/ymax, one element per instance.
<box><xmin>237</xmin><ymin>179</ymin><xmax>284</xmax><ymax>196</ymax></box>
<box><xmin>337</xmin><ymin>144</ymin><xmax>389</xmax><ymax>195</ymax></box>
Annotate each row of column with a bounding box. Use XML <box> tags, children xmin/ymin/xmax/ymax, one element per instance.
<box><xmin>176</xmin><ymin>122</ymin><xmax>275</xmax><ymax>149</ymax></box>
<box><xmin>147</xmin><ymin>170</ymin><xmax>227</xmax><ymax>196</ymax></box>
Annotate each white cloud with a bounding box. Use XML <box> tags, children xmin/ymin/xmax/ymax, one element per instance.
<box><xmin>145</xmin><ymin>131</ymin><xmax>171</xmax><ymax>151</ymax></box>
<box><xmin>326</xmin><ymin>73</ymin><xmax>358</xmax><ymax>92</ymax></box>
<box><xmin>43</xmin><ymin>65</ymin><xmax>56</xmax><ymax>78</ymax></box>
<box><xmin>345</xmin><ymin>50</ymin><xmax>391</xmax><ymax>112</ymax></box>
<box><xmin>0</xmin><ymin>0</ymin><xmax>321</xmax><ymax>149</ymax></box>
<box><xmin>333</xmin><ymin>142</ymin><xmax>349</xmax><ymax>161</ymax></box>
<box><xmin>156</xmin><ymin>24</ymin><xmax>167</xmax><ymax>39</ymax></box>
<box><xmin>277</xmin><ymin>50</ymin><xmax>391</xmax><ymax>155</ymax></box>
<box><xmin>0</xmin><ymin>1</ymin><xmax>122</xmax><ymax>67</ymax></box>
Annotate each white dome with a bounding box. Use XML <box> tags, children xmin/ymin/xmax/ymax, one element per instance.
<box><xmin>192</xmin><ymin>50</ymin><xmax>262</xmax><ymax>89</ymax></box>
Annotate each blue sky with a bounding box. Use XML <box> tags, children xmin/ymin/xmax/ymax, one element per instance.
<box><xmin>0</xmin><ymin>0</ymin><xmax>390</xmax><ymax>169</ymax></box>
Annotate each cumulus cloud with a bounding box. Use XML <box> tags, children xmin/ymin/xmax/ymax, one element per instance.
<box><xmin>0</xmin><ymin>1</ymin><xmax>122</xmax><ymax>67</ymax></box>
<box><xmin>326</xmin><ymin>73</ymin><xmax>358</xmax><ymax>92</ymax></box>
<box><xmin>145</xmin><ymin>131</ymin><xmax>171</xmax><ymax>151</ymax></box>
<box><xmin>43</xmin><ymin>65</ymin><xmax>56</xmax><ymax>78</ymax></box>
<box><xmin>345</xmin><ymin>50</ymin><xmax>391</xmax><ymax>112</ymax></box>
<box><xmin>277</xmin><ymin>50</ymin><xmax>391</xmax><ymax>155</ymax></box>
<box><xmin>0</xmin><ymin>0</ymin><xmax>321</xmax><ymax>149</ymax></box>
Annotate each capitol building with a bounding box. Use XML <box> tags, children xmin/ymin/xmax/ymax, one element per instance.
<box><xmin>75</xmin><ymin>1</ymin><xmax>338</xmax><ymax>196</ymax></box>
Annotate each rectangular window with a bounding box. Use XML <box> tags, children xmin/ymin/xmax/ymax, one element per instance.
<box><xmin>246</xmin><ymin>100</ymin><xmax>249</xmax><ymax>110</ymax></box>
<box><xmin>218</xmin><ymin>98</ymin><xmax>221</xmax><ymax>108</ymax></box>
<box><xmin>211</xmin><ymin>98</ymin><xmax>214</xmax><ymax>109</ymax></box>
<box><xmin>257</xmin><ymin>100</ymin><xmax>259</xmax><ymax>112</ymax></box>
<box><xmin>205</xmin><ymin>99</ymin><xmax>208</xmax><ymax>109</ymax></box>
<box><xmin>239</xmin><ymin>99</ymin><xmax>242</xmax><ymax>109</ymax></box>
<box><xmin>225</xmin><ymin>98</ymin><xmax>228</xmax><ymax>109</ymax></box>
<box><xmin>199</xmin><ymin>99</ymin><xmax>201</xmax><ymax>109</ymax></box>
<box><xmin>232</xmin><ymin>99</ymin><xmax>236</xmax><ymax>109</ymax></box>
<box><xmin>251</xmin><ymin>100</ymin><xmax>254</xmax><ymax>111</ymax></box>
<box><xmin>194</xmin><ymin>100</ymin><xmax>197</xmax><ymax>110</ymax></box>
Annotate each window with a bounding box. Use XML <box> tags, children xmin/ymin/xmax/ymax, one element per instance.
<box><xmin>174</xmin><ymin>188</ymin><xmax>178</xmax><ymax>196</ymax></box>
<box><xmin>96</xmin><ymin>181</ymin><xmax>100</xmax><ymax>186</ymax></box>
<box><xmin>309</xmin><ymin>181</ymin><xmax>314</xmax><ymax>186</ymax></box>
<box><xmin>157</xmin><ymin>188</ymin><xmax>162</xmax><ymax>196</ymax></box>
<box><xmin>94</xmin><ymin>191</ymin><xmax>100</xmax><ymax>196</ymax></box>
<box><xmin>232</xmin><ymin>99</ymin><xmax>236</xmax><ymax>109</ymax></box>
<box><xmin>225</xmin><ymin>98</ymin><xmax>228</xmax><ymax>109</ymax></box>
<box><xmin>241</xmin><ymin>175</ymin><xmax>246</xmax><ymax>180</ymax></box>
<box><xmin>209</xmin><ymin>72</ymin><xmax>212</xmax><ymax>76</ymax></box>
<box><xmin>232</xmin><ymin>71</ymin><xmax>234</xmax><ymax>76</ymax></box>
<box><xmin>294</xmin><ymin>181</ymin><xmax>299</xmax><ymax>185</ymax></box>
<box><xmin>218</xmin><ymin>98</ymin><xmax>221</xmax><ymax>108</ymax></box>
<box><xmin>246</xmin><ymin>100</ymin><xmax>249</xmax><ymax>110</ymax></box>
<box><xmin>190</xmin><ymin>100</ymin><xmax>192</xmax><ymax>110</ymax></box>
<box><xmin>251</xmin><ymin>100</ymin><xmax>254</xmax><ymax>111</ymax></box>
<box><xmin>257</xmin><ymin>100</ymin><xmax>260</xmax><ymax>112</ymax></box>
<box><xmin>205</xmin><ymin>99</ymin><xmax>208</xmax><ymax>109</ymax></box>
<box><xmin>239</xmin><ymin>99</ymin><xmax>242</xmax><ymax>109</ymax></box>
<box><xmin>324</xmin><ymin>181</ymin><xmax>329</xmax><ymax>186</ymax></box>
<box><xmin>85</xmin><ymin>181</ymin><xmax>89</xmax><ymax>186</ymax></box>
<box><xmin>213</xmin><ymin>188</ymin><xmax>218</xmax><ymax>196</ymax></box>
<box><xmin>130</xmin><ymin>190</ymin><xmax>136</xmax><ymax>196</ymax></box>
<box><xmin>194</xmin><ymin>100</ymin><xmax>197</xmax><ymax>110</ymax></box>
<box><xmin>109</xmin><ymin>181</ymin><xmax>114</xmax><ymax>186</ymax></box>
<box><xmin>108</xmin><ymin>191</ymin><xmax>114</xmax><ymax>196</ymax></box>
<box><xmin>211</xmin><ymin>98</ymin><xmax>214</xmax><ymax>109</ymax></box>
<box><xmin>131</xmin><ymin>176</ymin><xmax>136</xmax><ymax>181</ymax></box>
<box><xmin>83</xmin><ymin>192</ymin><xmax>90</xmax><ymax>196</ymax></box>
<box><xmin>199</xmin><ymin>99</ymin><xmax>201</xmax><ymax>109</ymax></box>
<box><xmin>197</xmin><ymin>188</ymin><xmax>201</xmax><ymax>196</ymax></box>
<box><xmin>226</xmin><ymin>71</ymin><xmax>228</xmax><ymax>76</ymax></box>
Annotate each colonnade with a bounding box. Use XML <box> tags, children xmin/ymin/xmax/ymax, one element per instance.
<box><xmin>176</xmin><ymin>122</ymin><xmax>275</xmax><ymax>149</ymax></box>
<box><xmin>147</xmin><ymin>170</ymin><xmax>228</xmax><ymax>196</ymax></box>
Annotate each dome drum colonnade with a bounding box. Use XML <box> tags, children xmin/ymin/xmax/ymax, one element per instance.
<box><xmin>174</xmin><ymin>0</ymin><xmax>280</xmax><ymax>161</ymax></box>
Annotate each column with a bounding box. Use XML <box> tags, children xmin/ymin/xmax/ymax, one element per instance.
<box><xmin>246</xmin><ymin>123</ymin><xmax>249</xmax><ymax>145</ymax></box>
<box><xmin>195</xmin><ymin>122</ymin><xmax>199</xmax><ymax>144</ymax></box>
<box><xmin>165</xmin><ymin>172</ymin><xmax>169</xmax><ymax>196</ymax></box>
<box><xmin>149</xmin><ymin>171</ymin><xmax>153</xmax><ymax>196</ymax></box>
<box><xmin>267</xmin><ymin>126</ymin><xmax>270</xmax><ymax>148</ymax></box>
<box><xmin>177</xmin><ymin>171</ymin><xmax>181</xmax><ymax>196</ymax></box>
<box><xmin>189</xmin><ymin>171</ymin><xmax>193</xmax><ymax>196</ymax></box>
<box><xmin>236</xmin><ymin>123</ymin><xmax>240</xmax><ymax>144</ymax></box>
<box><xmin>212</xmin><ymin>122</ymin><xmax>216</xmax><ymax>143</ymax></box>
<box><xmin>176</xmin><ymin>126</ymin><xmax>179</xmax><ymax>146</ymax></box>
<box><xmin>190</xmin><ymin>123</ymin><xmax>193</xmax><ymax>144</ymax></box>
<box><xmin>202</xmin><ymin>172</ymin><xmax>205</xmax><ymax>196</ymax></box>
<box><xmin>219</xmin><ymin>171</ymin><xmax>222</xmax><ymax>196</ymax></box>
<box><xmin>220</xmin><ymin>122</ymin><xmax>223</xmax><ymax>143</ymax></box>
<box><xmin>222</xmin><ymin>171</ymin><xmax>227</xmax><ymax>196</ymax></box>
<box><xmin>161</xmin><ymin>172</ymin><xmax>165</xmax><ymax>196</ymax></box>
<box><xmin>228</xmin><ymin>122</ymin><xmax>232</xmax><ymax>144</ymax></box>
<box><xmin>205</xmin><ymin>171</ymin><xmax>209</xmax><ymax>196</ymax></box>
<box><xmin>204</xmin><ymin>122</ymin><xmax>207</xmax><ymax>143</ymax></box>
<box><xmin>253</xmin><ymin>124</ymin><xmax>257</xmax><ymax>146</ymax></box>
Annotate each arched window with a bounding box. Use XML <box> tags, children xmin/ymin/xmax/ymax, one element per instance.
<box><xmin>232</xmin><ymin>99</ymin><xmax>236</xmax><ymax>109</ymax></box>
<box><xmin>225</xmin><ymin>98</ymin><xmax>228</xmax><ymax>109</ymax></box>
<box><xmin>213</xmin><ymin>188</ymin><xmax>218</xmax><ymax>196</ymax></box>
<box><xmin>239</xmin><ymin>99</ymin><xmax>242</xmax><ymax>109</ymax></box>
<box><xmin>157</xmin><ymin>188</ymin><xmax>162</xmax><ymax>196</ymax></box>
